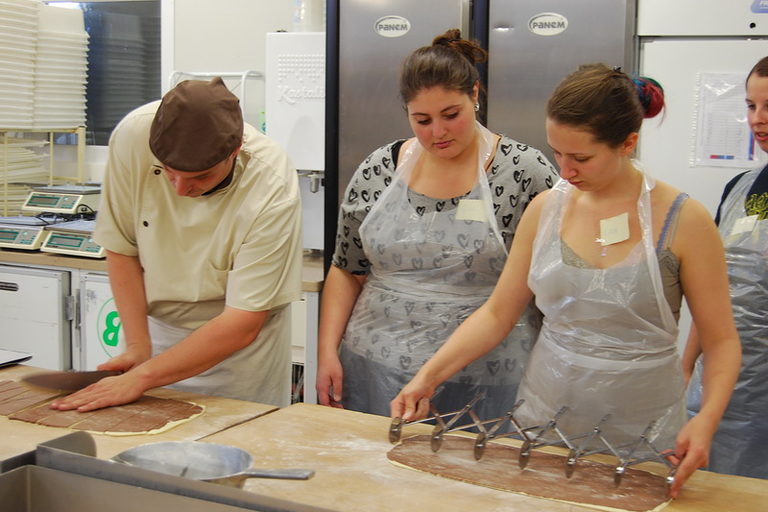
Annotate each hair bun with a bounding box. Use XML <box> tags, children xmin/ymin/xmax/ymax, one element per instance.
<box><xmin>431</xmin><ymin>28</ymin><xmax>487</xmax><ymax>65</ymax></box>
<box><xmin>432</xmin><ymin>28</ymin><xmax>462</xmax><ymax>47</ymax></box>
<box><xmin>633</xmin><ymin>77</ymin><xmax>665</xmax><ymax>119</ymax></box>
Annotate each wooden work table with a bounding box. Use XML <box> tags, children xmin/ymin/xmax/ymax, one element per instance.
<box><xmin>0</xmin><ymin>249</ymin><xmax>325</xmax><ymax>292</ymax></box>
<box><xmin>3</xmin><ymin>364</ymin><xmax>765</xmax><ymax>511</ymax></box>
<box><xmin>201</xmin><ymin>403</ymin><xmax>768</xmax><ymax>512</ymax></box>
<box><xmin>0</xmin><ymin>365</ymin><xmax>277</xmax><ymax>461</ymax></box>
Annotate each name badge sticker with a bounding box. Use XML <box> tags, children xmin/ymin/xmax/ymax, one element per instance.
<box><xmin>598</xmin><ymin>212</ymin><xmax>630</xmax><ymax>246</ymax></box>
<box><xmin>731</xmin><ymin>215</ymin><xmax>758</xmax><ymax>236</ymax></box>
<box><xmin>456</xmin><ymin>199</ymin><xmax>488</xmax><ymax>222</ymax></box>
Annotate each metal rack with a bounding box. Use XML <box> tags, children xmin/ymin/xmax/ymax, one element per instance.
<box><xmin>0</xmin><ymin>127</ymin><xmax>86</xmax><ymax>216</ymax></box>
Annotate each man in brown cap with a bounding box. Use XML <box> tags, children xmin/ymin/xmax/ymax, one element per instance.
<box><xmin>51</xmin><ymin>78</ymin><xmax>302</xmax><ymax>411</ymax></box>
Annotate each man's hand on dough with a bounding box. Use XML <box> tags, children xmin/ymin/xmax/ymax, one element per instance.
<box><xmin>49</xmin><ymin>373</ymin><xmax>145</xmax><ymax>412</ymax></box>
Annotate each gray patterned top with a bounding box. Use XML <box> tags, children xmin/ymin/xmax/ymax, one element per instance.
<box><xmin>333</xmin><ymin>136</ymin><xmax>559</xmax><ymax>274</ymax></box>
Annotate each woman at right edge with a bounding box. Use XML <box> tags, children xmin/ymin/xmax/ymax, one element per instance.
<box><xmin>391</xmin><ymin>63</ymin><xmax>741</xmax><ymax>498</ymax></box>
<box><xmin>684</xmin><ymin>56</ymin><xmax>768</xmax><ymax>480</ymax></box>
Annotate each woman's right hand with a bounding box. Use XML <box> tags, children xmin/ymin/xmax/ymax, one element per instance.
<box><xmin>316</xmin><ymin>352</ymin><xmax>344</xmax><ymax>408</ymax></box>
<box><xmin>390</xmin><ymin>375</ymin><xmax>435</xmax><ymax>421</ymax></box>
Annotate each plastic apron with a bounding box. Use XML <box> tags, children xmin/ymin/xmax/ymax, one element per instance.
<box><xmin>340</xmin><ymin>123</ymin><xmax>540</xmax><ymax>417</ymax></box>
<box><xmin>517</xmin><ymin>171</ymin><xmax>686</xmax><ymax>452</ymax></box>
<box><xmin>148</xmin><ymin>307</ymin><xmax>290</xmax><ymax>407</ymax></box>
<box><xmin>687</xmin><ymin>168</ymin><xmax>768</xmax><ymax>479</ymax></box>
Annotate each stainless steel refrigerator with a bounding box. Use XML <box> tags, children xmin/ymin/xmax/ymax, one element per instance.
<box><xmin>324</xmin><ymin>0</ymin><xmax>637</xmax><ymax>267</ymax></box>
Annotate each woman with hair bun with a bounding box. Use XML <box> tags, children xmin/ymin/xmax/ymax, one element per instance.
<box><xmin>316</xmin><ymin>29</ymin><xmax>557</xmax><ymax>418</ymax></box>
<box><xmin>392</xmin><ymin>63</ymin><xmax>741</xmax><ymax>498</ymax></box>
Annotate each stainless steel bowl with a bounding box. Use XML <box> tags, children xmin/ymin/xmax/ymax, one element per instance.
<box><xmin>112</xmin><ymin>441</ymin><xmax>314</xmax><ymax>487</ymax></box>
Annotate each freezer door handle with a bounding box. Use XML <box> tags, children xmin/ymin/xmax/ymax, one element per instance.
<box><xmin>65</xmin><ymin>295</ymin><xmax>76</xmax><ymax>321</ymax></box>
<box><xmin>0</xmin><ymin>281</ymin><xmax>19</xmax><ymax>292</ymax></box>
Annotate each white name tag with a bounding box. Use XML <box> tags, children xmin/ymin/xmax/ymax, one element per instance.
<box><xmin>456</xmin><ymin>199</ymin><xmax>487</xmax><ymax>222</ymax></box>
<box><xmin>731</xmin><ymin>215</ymin><xmax>758</xmax><ymax>235</ymax></box>
<box><xmin>598</xmin><ymin>212</ymin><xmax>630</xmax><ymax>246</ymax></box>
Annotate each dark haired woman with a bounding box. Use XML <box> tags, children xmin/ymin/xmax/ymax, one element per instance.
<box><xmin>392</xmin><ymin>63</ymin><xmax>741</xmax><ymax>497</ymax></box>
<box><xmin>316</xmin><ymin>29</ymin><xmax>557</xmax><ymax>418</ymax></box>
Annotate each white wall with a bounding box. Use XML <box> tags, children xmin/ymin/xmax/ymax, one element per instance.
<box><xmin>636</xmin><ymin>0</ymin><xmax>768</xmax><ymax>352</ymax></box>
<box><xmin>77</xmin><ymin>0</ymin><xmax>295</xmax><ymax>181</ymax></box>
<box><xmin>73</xmin><ymin>1</ymin><xmax>323</xmax><ymax>248</ymax></box>
<box><xmin>162</xmin><ymin>0</ymin><xmax>295</xmax><ymax>129</ymax></box>
<box><xmin>163</xmin><ymin>0</ymin><xmax>324</xmax><ymax>250</ymax></box>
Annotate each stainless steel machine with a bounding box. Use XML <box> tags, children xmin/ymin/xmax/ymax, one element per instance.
<box><xmin>0</xmin><ymin>432</ymin><xmax>331</xmax><ymax>512</ymax></box>
<box><xmin>324</xmin><ymin>0</ymin><xmax>636</xmax><ymax>265</ymax></box>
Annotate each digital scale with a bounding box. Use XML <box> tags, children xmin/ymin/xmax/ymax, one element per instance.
<box><xmin>0</xmin><ymin>215</ymin><xmax>68</xmax><ymax>250</ymax></box>
<box><xmin>22</xmin><ymin>185</ymin><xmax>101</xmax><ymax>215</ymax></box>
<box><xmin>41</xmin><ymin>219</ymin><xmax>105</xmax><ymax>259</ymax></box>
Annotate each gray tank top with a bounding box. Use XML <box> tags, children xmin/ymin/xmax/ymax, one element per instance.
<box><xmin>561</xmin><ymin>193</ymin><xmax>687</xmax><ymax>321</ymax></box>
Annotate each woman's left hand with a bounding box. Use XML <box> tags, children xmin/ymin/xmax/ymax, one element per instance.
<box><xmin>666</xmin><ymin>413</ymin><xmax>718</xmax><ymax>498</ymax></box>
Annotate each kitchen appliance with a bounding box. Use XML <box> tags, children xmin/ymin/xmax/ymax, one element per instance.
<box><xmin>41</xmin><ymin>218</ymin><xmax>104</xmax><ymax>258</ymax></box>
<box><xmin>0</xmin><ymin>432</ymin><xmax>331</xmax><ymax>512</ymax></box>
<box><xmin>0</xmin><ymin>264</ymin><xmax>71</xmax><ymax>370</ymax></box>
<box><xmin>23</xmin><ymin>184</ymin><xmax>101</xmax><ymax>215</ymax></box>
<box><xmin>324</xmin><ymin>0</ymin><xmax>636</xmax><ymax>266</ymax></box>
<box><xmin>79</xmin><ymin>272</ymin><xmax>125</xmax><ymax>371</ymax></box>
<box><xmin>0</xmin><ymin>214</ymin><xmax>67</xmax><ymax>250</ymax></box>
<box><xmin>265</xmin><ymin>31</ymin><xmax>326</xmax><ymax>251</ymax></box>
<box><xmin>265</xmin><ymin>32</ymin><xmax>325</xmax><ymax>173</ymax></box>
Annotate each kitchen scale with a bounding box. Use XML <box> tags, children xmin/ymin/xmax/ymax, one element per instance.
<box><xmin>41</xmin><ymin>219</ymin><xmax>105</xmax><ymax>258</ymax></box>
<box><xmin>0</xmin><ymin>215</ymin><xmax>68</xmax><ymax>250</ymax></box>
<box><xmin>22</xmin><ymin>185</ymin><xmax>101</xmax><ymax>215</ymax></box>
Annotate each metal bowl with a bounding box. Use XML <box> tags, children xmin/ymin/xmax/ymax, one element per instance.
<box><xmin>112</xmin><ymin>441</ymin><xmax>314</xmax><ymax>487</ymax></box>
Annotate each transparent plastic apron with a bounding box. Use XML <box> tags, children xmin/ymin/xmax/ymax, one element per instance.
<box><xmin>518</xmin><ymin>171</ymin><xmax>686</xmax><ymax>450</ymax></box>
<box><xmin>340</xmin><ymin>123</ymin><xmax>539</xmax><ymax>417</ymax></box>
<box><xmin>688</xmin><ymin>168</ymin><xmax>768</xmax><ymax>478</ymax></box>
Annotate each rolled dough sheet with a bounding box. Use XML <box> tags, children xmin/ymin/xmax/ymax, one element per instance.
<box><xmin>387</xmin><ymin>435</ymin><xmax>671</xmax><ymax>512</ymax></box>
<box><xmin>0</xmin><ymin>380</ymin><xmax>204</xmax><ymax>436</ymax></box>
<box><xmin>0</xmin><ymin>379</ymin><xmax>60</xmax><ymax>414</ymax></box>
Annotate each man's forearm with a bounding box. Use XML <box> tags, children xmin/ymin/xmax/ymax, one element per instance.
<box><xmin>105</xmin><ymin>250</ymin><xmax>151</xmax><ymax>355</ymax></box>
<box><xmin>132</xmin><ymin>306</ymin><xmax>269</xmax><ymax>388</ymax></box>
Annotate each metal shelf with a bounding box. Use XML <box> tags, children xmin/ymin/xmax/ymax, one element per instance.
<box><xmin>0</xmin><ymin>127</ymin><xmax>86</xmax><ymax>216</ymax></box>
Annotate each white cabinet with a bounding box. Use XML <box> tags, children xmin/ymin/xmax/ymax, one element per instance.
<box><xmin>78</xmin><ymin>272</ymin><xmax>125</xmax><ymax>370</ymax></box>
<box><xmin>638</xmin><ymin>0</ymin><xmax>765</xmax><ymax>36</ymax></box>
<box><xmin>0</xmin><ymin>255</ymin><xmax>321</xmax><ymax>403</ymax></box>
<box><xmin>0</xmin><ymin>264</ymin><xmax>71</xmax><ymax>370</ymax></box>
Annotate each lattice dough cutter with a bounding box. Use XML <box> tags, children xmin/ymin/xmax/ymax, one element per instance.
<box><xmin>389</xmin><ymin>394</ymin><xmax>678</xmax><ymax>488</ymax></box>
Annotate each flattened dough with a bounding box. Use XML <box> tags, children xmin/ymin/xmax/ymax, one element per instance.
<box><xmin>0</xmin><ymin>380</ymin><xmax>60</xmax><ymax>414</ymax></box>
<box><xmin>0</xmin><ymin>380</ymin><xmax>204</xmax><ymax>436</ymax></box>
<box><xmin>388</xmin><ymin>435</ymin><xmax>671</xmax><ymax>512</ymax></box>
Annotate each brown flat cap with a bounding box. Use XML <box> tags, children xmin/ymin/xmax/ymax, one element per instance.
<box><xmin>149</xmin><ymin>77</ymin><xmax>243</xmax><ymax>172</ymax></box>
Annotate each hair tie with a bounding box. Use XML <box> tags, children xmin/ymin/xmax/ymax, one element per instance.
<box><xmin>632</xmin><ymin>77</ymin><xmax>664</xmax><ymax>118</ymax></box>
